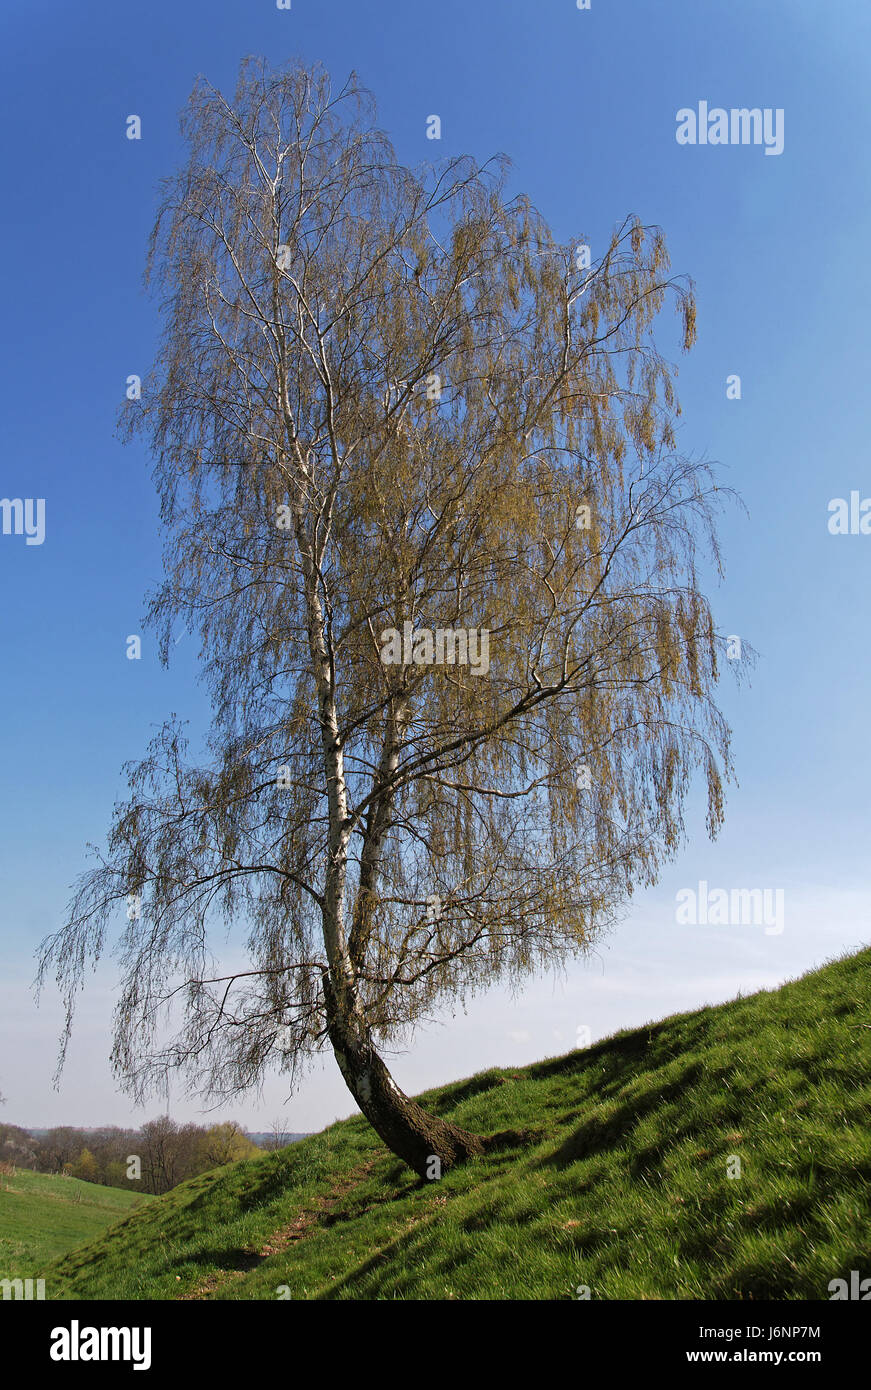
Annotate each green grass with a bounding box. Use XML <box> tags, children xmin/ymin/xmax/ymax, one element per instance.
<box><xmin>39</xmin><ymin>946</ymin><xmax>871</xmax><ymax>1300</ymax></box>
<box><xmin>0</xmin><ymin>1168</ymin><xmax>150</xmax><ymax>1277</ymax></box>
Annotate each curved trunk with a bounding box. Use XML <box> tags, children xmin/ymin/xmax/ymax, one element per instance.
<box><xmin>323</xmin><ymin>976</ymin><xmax>485</xmax><ymax>1179</ymax></box>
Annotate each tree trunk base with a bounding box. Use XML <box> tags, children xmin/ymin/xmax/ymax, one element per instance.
<box><xmin>337</xmin><ymin>1046</ymin><xmax>487</xmax><ymax>1179</ymax></box>
<box><xmin>322</xmin><ymin>977</ymin><xmax>545</xmax><ymax>1178</ymax></box>
<box><xmin>323</xmin><ymin>984</ymin><xmax>489</xmax><ymax>1178</ymax></box>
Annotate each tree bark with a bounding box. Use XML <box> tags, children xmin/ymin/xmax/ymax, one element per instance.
<box><xmin>322</xmin><ymin>973</ymin><xmax>486</xmax><ymax>1179</ymax></box>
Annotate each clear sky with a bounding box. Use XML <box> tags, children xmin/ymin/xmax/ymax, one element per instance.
<box><xmin>1</xmin><ymin>0</ymin><xmax>869</xmax><ymax>1134</ymax></box>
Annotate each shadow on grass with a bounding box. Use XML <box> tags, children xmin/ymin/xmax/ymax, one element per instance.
<box><xmin>540</xmin><ymin>1061</ymin><xmax>705</xmax><ymax>1170</ymax></box>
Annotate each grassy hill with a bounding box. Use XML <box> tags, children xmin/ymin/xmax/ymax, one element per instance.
<box><xmin>0</xmin><ymin>1168</ymin><xmax>150</xmax><ymax>1277</ymax></box>
<box><xmin>38</xmin><ymin>947</ymin><xmax>871</xmax><ymax>1300</ymax></box>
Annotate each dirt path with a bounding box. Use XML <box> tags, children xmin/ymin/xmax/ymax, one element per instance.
<box><xmin>177</xmin><ymin>1159</ymin><xmax>378</xmax><ymax>1300</ymax></box>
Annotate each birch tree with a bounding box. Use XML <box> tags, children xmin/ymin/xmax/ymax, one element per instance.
<box><xmin>38</xmin><ymin>57</ymin><xmax>741</xmax><ymax>1178</ymax></box>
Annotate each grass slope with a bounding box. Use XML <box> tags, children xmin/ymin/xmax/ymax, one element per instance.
<box><xmin>0</xmin><ymin>1169</ymin><xmax>149</xmax><ymax>1277</ymax></box>
<box><xmin>40</xmin><ymin>947</ymin><xmax>871</xmax><ymax>1300</ymax></box>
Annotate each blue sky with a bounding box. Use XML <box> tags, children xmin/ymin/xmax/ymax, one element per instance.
<box><xmin>1</xmin><ymin>0</ymin><xmax>869</xmax><ymax>1133</ymax></box>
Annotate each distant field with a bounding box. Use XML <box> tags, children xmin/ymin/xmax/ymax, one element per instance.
<box><xmin>0</xmin><ymin>1168</ymin><xmax>150</xmax><ymax>1278</ymax></box>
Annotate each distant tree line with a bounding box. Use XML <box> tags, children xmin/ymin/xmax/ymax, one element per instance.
<box><xmin>0</xmin><ymin>1117</ymin><xmax>273</xmax><ymax>1195</ymax></box>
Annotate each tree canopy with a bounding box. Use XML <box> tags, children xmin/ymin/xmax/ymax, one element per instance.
<box><xmin>38</xmin><ymin>57</ymin><xmax>742</xmax><ymax>1177</ymax></box>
